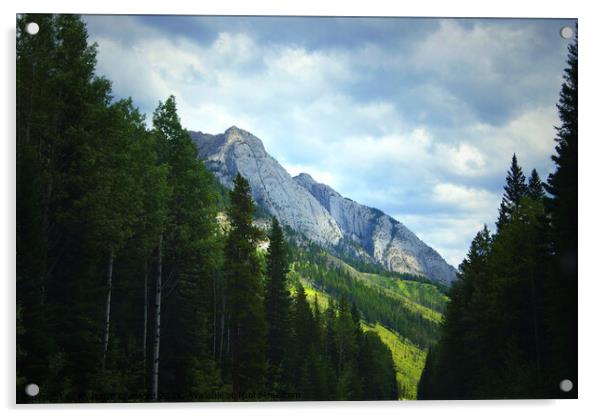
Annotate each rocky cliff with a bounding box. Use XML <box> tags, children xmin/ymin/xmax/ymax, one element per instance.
<box><xmin>293</xmin><ymin>173</ymin><xmax>457</xmax><ymax>283</ymax></box>
<box><xmin>190</xmin><ymin>126</ymin><xmax>457</xmax><ymax>284</ymax></box>
<box><xmin>190</xmin><ymin>127</ymin><xmax>344</xmax><ymax>246</ymax></box>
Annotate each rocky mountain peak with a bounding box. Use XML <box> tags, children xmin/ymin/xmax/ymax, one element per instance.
<box><xmin>225</xmin><ymin>125</ymin><xmax>243</xmax><ymax>134</ymax></box>
<box><xmin>295</xmin><ymin>172</ymin><xmax>317</xmax><ymax>183</ymax></box>
<box><xmin>191</xmin><ymin>127</ymin><xmax>457</xmax><ymax>284</ymax></box>
<box><xmin>222</xmin><ymin>125</ymin><xmax>267</xmax><ymax>154</ymax></box>
<box><xmin>190</xmin><ymin>128</ymin><xmax>345</xmax><ymax>247</ymax></box>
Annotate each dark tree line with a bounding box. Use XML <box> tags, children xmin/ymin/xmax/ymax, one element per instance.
<box><xmin>418</xmin><ymin>30</ymin><xmax>578</xmax><ymax>399</ymax></box>
<box><xmin>16</xmin><ymin>14</ymin><xmax>397</xmax><ymax>402</ymax></box>
<box><xmin>221</xmin><ymin>176</ymin><xmax>398</xmax><ymax>400</ymax></box>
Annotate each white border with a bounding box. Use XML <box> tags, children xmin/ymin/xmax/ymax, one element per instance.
<box><xmin>3</xmin><ymin>1</ymin><xmax>601</xmax><ymax>418</ymax></box>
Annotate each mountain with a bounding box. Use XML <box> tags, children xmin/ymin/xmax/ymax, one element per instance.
<box><xmin>191</xmin><ymin>126</ymin><xmax>344</xmax><ymax>246</ymax></box>
<box><xmin>190</xmin><ymin>126</ymin><xmax>457</xmax><ymax>284</ymax></box>
<box><xmin>293</xmin><ymin>173</ymin><xmax>457</xmax><ymax>284</ymax></box>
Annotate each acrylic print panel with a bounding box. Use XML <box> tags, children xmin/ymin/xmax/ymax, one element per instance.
<box><xmin>16</xmin><ymin>14</ymin><xmax>577</xmax><ymax>403</ymax></box>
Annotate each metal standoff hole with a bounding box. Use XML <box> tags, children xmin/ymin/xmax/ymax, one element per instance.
<box><xmin>560</xmin><ymin>26</ymin><xmax>573</xmax><ymax>40</ymax></box>
<box><xmin>25</xmin><ymin>22</ymin><xmax>39</xmax><ymax>35</ymax></box>
<box><xmin>559</xmin><ymin>379</ymin><xmax>573</xmax><ymax>392</ymax></box>
<box><xmin>25</xmin><ymin>383</ymin><xmax>40</xmax><ymax>397</ymax></box>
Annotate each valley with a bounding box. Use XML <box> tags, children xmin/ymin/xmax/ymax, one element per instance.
<box><xmin>287</xmin><ymin>246</ymin><xmax>447</xmax><ymax>399</ymax></box>
<box><xmin>202</xmin><ymin>126</ymin><xmax>453</xmax><ymax>400</ymax></box>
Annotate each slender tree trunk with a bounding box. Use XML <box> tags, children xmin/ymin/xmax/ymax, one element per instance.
<box><xmin>143</xmin><ymin>259</ymin><xmax>148</xmax><ymax>383</ymax></box>
<box><xmin>102</xmin><ymin>249</ymin><xmax>115</xmax><ymax>368</ymax></box>
<box><xmin>152</xmin><ymin>233</ymin><xmax>163</xmax><ymax>401</ymax></box>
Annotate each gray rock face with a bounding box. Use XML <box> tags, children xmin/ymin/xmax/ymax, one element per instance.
<box><xmin>191</xmin><ymin>126</ymin><xmax>456</xmax><ymax>284</ymax></box>
<box><xmin>190</xmin><ymin>127</ymin><xmax>344</xmax><ymax>246</ymax></box>
<box><xmin>294</xmin><ymin>173</ymin><xmax>457</xmax><ymax>284</ymax></box>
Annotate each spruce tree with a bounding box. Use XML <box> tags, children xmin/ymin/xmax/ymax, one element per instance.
<box><xmin>417</xmin><ymin>348</ymin><xmax>435</xmax><ymax>399</ymax></box>
<box><xmin>358</xmin><ymin>332</ymin><xmax>397</xmax><ymax>400</ymax></box>
<box><xmin>333</xmin><ymin>297</ymin><xmax>362</xmax><ymax>399</ymax></box>
<box><xmin>288</xmin><ymin>283</ymin><xmax>314</xmax><ymax>394</ymax></box>
<box><xmin>427</xmin><ymin>225</ymin><xmax>493</xmax><ymax>399</ymax></box>
<box><xmin>527</xmin><ymin>169</ymin><xmax>546</xmax><ymax>201</ymax></box>
<box><xmin>264</xmin><ymin>217</ymin><xmax>291</xmax><ymax>393</ymax></box>
<box><xmin>152</xmin><ymin>96</ymin><xmax>222</xmax><ymax>400</ymax></box>
<box><xmin>496</xmin><ymin>154</ymin><xmax>528</xmax><ymax>230</ymax></box>
<box><xmin>224</xmin><ymin>174</ymin><xmax>266</xmax><ymax>399</ymax></box>
<box><xmin>543</xmin><ymin>26</ymin><xmax>578</xmax><ymax>396</ymax></box>
<box><xmin>16</xmin><ymin>14</ymin><xmax>59</xmax><ymax>399</ymax></box>
<box><xmin>17</xmin><ymin>14</ymin><xmax>118</xmax><ymax>400</ymax></box>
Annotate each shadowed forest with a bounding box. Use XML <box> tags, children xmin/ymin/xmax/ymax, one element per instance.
<box><xmin>16</xmin><ymin>14</ymin><xmax>398</xmax><ymax>402</ymax></box>
<box><xmin>418</xmin><ymin>27</ymin><xmax>577</xmax><ymax>399</ymax></box>
<box><xmin>16</xmin><ymin>14</ymin><xmax>577</xmax><ymax>402</ymax></box>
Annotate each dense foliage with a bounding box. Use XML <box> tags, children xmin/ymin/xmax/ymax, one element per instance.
<box><xmin>418</xmin><ymin>30</ymin><xmax>578</xmax><ymax>399</ymax></box>
<box><xmin>16</xmin><ymin>14</ymin><xmax>398</xmax><ymax>402</ymax></box>
<box><xmin>292</xmin><ymin>245</ymin><xmax>444</xmax><ymax>349</ymax></box>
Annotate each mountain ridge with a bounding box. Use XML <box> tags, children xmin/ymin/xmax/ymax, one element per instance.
<box><xmin>293</xmin><ymin>171</ymin><xmax>457</xmax><ymax>283</ymax></box>
<box><xmin>189</xmin><ymin>126</ymin><xmax>457</xmax><ymax>284</ymax></box>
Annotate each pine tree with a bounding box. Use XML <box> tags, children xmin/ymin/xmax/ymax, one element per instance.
<box><xmin>496</xmin><ymin>154</ymin><xmax>528</xmax><ymax>230</ymax></box>
<box><xmin>75</xmin><ymin>99</ymin><xmax>149</xmax><ymax>368</ymax></box>
<box><xmin>16</xmin><ymin>14</ymin><xmax>60</xmax><ymax>398</ymax></box>
<box><xmin>224</xmin><ymin>174</ymin><xmax>266</xmax><ymax>399</ymax></box>
<box><xmin>264</xmin><ymin>217</ymin><xmax>291</xmax><ymax>393</ymax></box>
<box><xmin>17</xmin><ymin>14</ymin><xmax>120</xmax><ymax>400</ymax></box>
<box><xmin>527</xmin><ymin>169</ymin><xmax>545</xmax><ymax>201</ymax></box>
<box><xmin>151</xmin><ymin>96</ymin><xmax>222</xmax><ymax>400</ymax></box>
<box><xmin>288</xmin><ymin>283</ymin><xmax>314</xmax><ymax>395</ymax></box>
<box><xmin>417</xmin><ymin>348</ymin><xmax>435</xmax><ymax>399</ymax></box>
<box><xmin>543</xmin><ymin>26</ymin><xmax>578</xmax><ymax>396</ymax></box>
<box><xmin>358</xmin><ymin>332</ymin><xmax>397</xmax><ymax>400</ymax></box>
<box><xmin>426</xmin><ymin>225</ymin><xmax>493</xmax><ymax>399</ymax></box>
<box><xmin>333</xmin><ymin>297</ymin><xmax>362</xmax><ymax>400</ymax></box>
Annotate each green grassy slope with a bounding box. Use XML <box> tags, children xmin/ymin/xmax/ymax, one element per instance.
<box><xmin>324</xmin><ymin>253</ymin><xmax>447</xmax><ymax>319</ymax></box>
<box><xmin>361</xmin><ymin>322</ymin><xmax>426</xmax><ymax>400</ymax></box>
<box><xmin>292</xmin><ymin>247</ymin><xmax>446</xmax><ymax>346</ymax></box>
<box><xmin>292</xmin><ymin>254</ymin><xmax>448</xmax><ymax>400</ymax></box>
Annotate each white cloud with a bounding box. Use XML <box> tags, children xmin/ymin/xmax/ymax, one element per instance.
<box><xmin>86</xmin><ymin>16</ymin><xmax>567</xmax><ymax>269</ymax></box>
<box><xmin>413</xmin><ymin>20</ymin><xmax>538</xmax><ymax>82</ymax></box>
<box><xmin>466</xmin><ymin>106</ymin><xmax>559</xmax><ymax>177</ymax></box>
<box><xmin>435</xmin><ymin>142</ymin><xmax>487</xmax><ymax>177</ymax></box>
<box><xmin>432</xmin><ymin>183</ymin><xmax>499</xmax><ymax>213</ymax></box>
<box><xmin>400</xmin><ymin>214</ymin><xmax>490</xmax><ymax>268</ymax></box>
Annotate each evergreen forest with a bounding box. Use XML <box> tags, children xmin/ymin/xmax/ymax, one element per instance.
<box><xmin>16</xmin><ymin>14</ymin><xmax>578</xmax><ymax>403</ymax></box>
<box><xmin>418</xmin><ymin>28</ymin><xmax>578</xmax><ymax>399</ymax></box>
<box><xmin>16</xmin><ymin>14</ymin><xmax>401</xmax><ymax>402</ymax></box>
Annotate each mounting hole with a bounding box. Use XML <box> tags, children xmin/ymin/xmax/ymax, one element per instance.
<box><xmin>559</xmin><ymin>379</ymin><xmax>573</xmax><ymax>392</ymax></box>
<box><xmin>560</xmin><ymin>26</ymin><xmax>573</xmax><ymax>40</ymax></box>
<box><xmin>25</xmin><ymin>22</ymin><xmax>39</xmax><ymax>35</ymax></box>
<box><xmin>25</xmin><ymin>383</ymin><xmax>40</xmax><ymax>397</ymax></box>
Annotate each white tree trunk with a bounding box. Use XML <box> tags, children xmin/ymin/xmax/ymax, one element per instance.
<box><xmin>102</xmin><ymin>249</ymin><xmax>115</xmax><ymax>368</ymax></box>
<box><xmin>152</xmin><ymin>233</ymin><xmax>163</xmax><ymax>401</ymax></box>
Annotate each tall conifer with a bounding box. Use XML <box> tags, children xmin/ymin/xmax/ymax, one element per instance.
<box><xmin>527</xmin><ymin>169</ymin><xmax>546</xmax><ymax>201</ymax></box>
<box><xmin>496</xmin><ymin>154</ymin><xmax>528</xmax><ymax>230</ymax></box>
<box><xmin>224</xmin><ymin>174</ymin><xmax>266</xmax><ymax>399</ymax></box>
<box><xmin>543</xmin><ymin>26</ymin><xmax>578</xmax><ymax>396</ymax></box>
<box><xmin>264</xmin><ymin>217</ymin><xmax>291</xmax><ymax>393</ymax></box>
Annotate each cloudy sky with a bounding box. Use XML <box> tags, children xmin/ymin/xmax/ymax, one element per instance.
<box><xmin>84</xmin><ymin>15</ymin><xmax>576</xmax><ymax>267</ymax></box>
